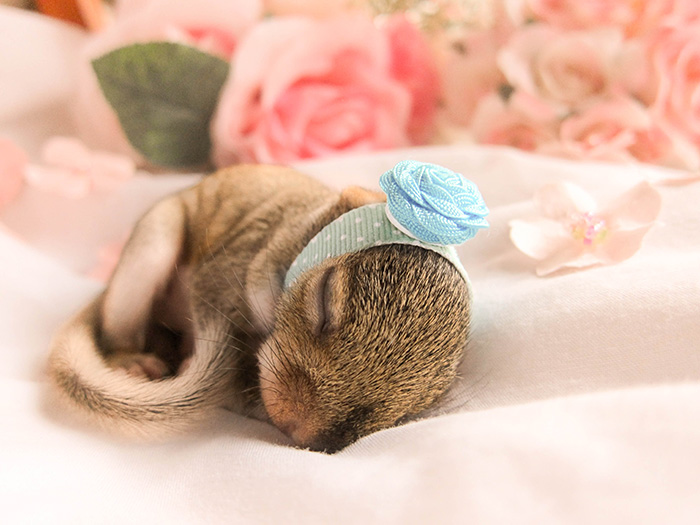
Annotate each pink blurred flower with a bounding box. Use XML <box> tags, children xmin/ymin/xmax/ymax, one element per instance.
<box><xmin>471</xmin><ymin>90</ymin><xmax>560</xmax><ymax>151</ymax></box>
<box><xmin>662</xmin><ymin>0</ymin><xmax>700</xmax><ymax>25</ymax></box>
<box><xmin>628</xmin><ymin>124</ymin><xmax>700</xmax><ymax>170</ymax></box>
<box><xmin>510</xmin><ymin>181</ymin><xmax>661</xmax><ymax>276</ymax></box>
<box><xmin>87</xmin><ymin>233</ymin><xmax>129</xmax><ymax>282</ymax></box>
<box><xmin>95</xmin><ymin>0</ymin><xmax>261</xmax><ymax>59</ymax></box>
<box><xmin>211</xmin><ymin>15</ymin><xmax>416</xmax><ymax>164</ymax></box>
<box><xmin>540</xmin><ymin>96</ymin><xmax>699</xmax><ymax>169</ymax></box>
<box><xmin>74</xmin><ymin>0</ymin><xmax>261</xmax><ymax>159</ymax></box>
<box><xmin>524</xmin><ymin>0</ymin><xmax>698</xmax><ymax>36</ymax></box>
<box><xmin>262</xmin><ymin>0</ymin><xmax>361</xmax><ymax>17</ymax></box>
<box><xmin>441</xmin><ymin>29</ymin><xmax>506</xmax><ymax>127</ymax></box>
<box><xmin>498</xmin><ymin>24</ymin><xmax>623</xmax><ymax>107</ymax></box>
<box><xmin>544</xmin><ymin>97</ymin><xmax>649</xmax><ymax>161</ymax></box>
<box><xmin>383</xmin><ymin>15</ymin><xmax>441</xmax><ymax>144</ymax></box>
<box><xmin>649</xmin><ymin>22</ymin><xmax>700</xmax><ymax>147</ymax></box>
<box><xmin>25</xmin><ymin>137</ymin><xmax>135</xmax><ymax>198</ymax></box>
<box><xmin>0</xmin><ymin>137</ymin><xmax>26</xmax><ymax>210</ymax></box>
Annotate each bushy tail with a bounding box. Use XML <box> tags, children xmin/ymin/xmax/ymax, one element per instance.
<box><xmin>47</xmin><ymin>302</ymin><xmax>234</xmax><ymax>439</ymax></box>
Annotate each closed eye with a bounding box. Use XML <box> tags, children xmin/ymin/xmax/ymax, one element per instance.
<box><xmin>308</xmin><ymin>265</ymin><xmax>337</xmax><ymax>337</ymax></box>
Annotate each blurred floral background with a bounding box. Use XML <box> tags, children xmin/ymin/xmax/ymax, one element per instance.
<box><xmin>5</xmin><ymin>0</ymin><xmax>700</xmax><ymax>171</ymax></box>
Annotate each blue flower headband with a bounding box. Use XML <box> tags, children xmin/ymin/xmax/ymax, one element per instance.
<box><xmin>284</xmin><ymin>160</ymin><xmax>489</xmax><ymax>288</ymax></box>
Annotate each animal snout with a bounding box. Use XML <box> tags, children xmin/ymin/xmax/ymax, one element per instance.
<box><xmin>257</xmin><ymin>343</ymin><xmax>367</xmax><ymax>453</ymax></box>
<box><xmin>273</xmin><ymin>415</ymin><xmax>315</xmax><ymax>449</ymax></box>
<box><xmin>259</xmin><ymin>375</ymin><xmax>368</xmax><ymax>453</ymax></box>
<box><xmin>273</xmin><ymin>413</ymin><xmax>355</xmax><ymax>454</ymax></box>
<box><xmin>258</xmin><ymin>352</ymin><xmax>321</xmax><ymax>449</ymax></box>
<box><xmin>259</xmin><ymin>372</ymin><xmax>355</xmax><ymax>453</ymax></box>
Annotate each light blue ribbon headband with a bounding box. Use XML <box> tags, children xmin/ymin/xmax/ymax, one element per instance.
<box><xmin>284</xmin><ymin>160</ymin><xmax>489</xmax><ymax>289</ymax></box>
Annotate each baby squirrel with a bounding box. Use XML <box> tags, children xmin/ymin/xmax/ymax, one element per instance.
<box><xmin>47</xmin><ymin>164</ymin><xmax>472</xmax><ymax>453</ymax></box>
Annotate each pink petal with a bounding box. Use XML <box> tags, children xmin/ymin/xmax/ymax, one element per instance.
<box><xmin>534</xmin><ymin>182</ymin><xmax>597</xmax><ymax>220</ymax></box>
<box><xmin>24</xmin><ymin>165</ymin><xmax>91</xmax><ymax>199</ymax></box>
<box><xmin>596</xmin><ymin>226</ymin><xmax>653</xmax><ymax>264</ymax></box>
<box><xmin>0</xmin><ymin>221</ymin><xmax>16</xmax><ymax>237</ymax></box>
<box><xmin>90</xmin><ymin>151</ymin><xmax>136</xmax><ymax>192</ymax></box>
<box><xmin>509</xmin><ymin>218</ymin><xmax>572</xmax><ymax>260</ymax></box>
<box><xmin>29</xmin><ymin>137</ymin><xmax>135</xmax><ymax>196</ymax></box>
<box><xmin>42</xmin><ymin>136</ymin><xmax>92</xmax><ymax>171</ymax></box>
<box><xmin>602</xmin><ymin>181</ymin><xmax>662</xmax><ymax>229</ymax></box>
<box><xmin>649</xmin><ymin>172</ymin><xmax>700</xmax><ymax>186</ymax></box>
<box><xmin>498</xmin><ymin>24</ymin><xmax>556</xmax><ymax>95</ymax></box>
<box><xmin>87</xmin><ymin>234</ymin><xmax>129</xmax><ymax>283</ymax></box>
<box><xmin>383</xmin><ymin>14</ymin><xmax>440</xmax><ymax>144</ymax></box>
<box><xmin>0</xmin><ymin>137</ymin><xmax>26</xmax><ymax>209</ymax></box>
<box><xmin>91</xmin><ymin>151</ymin><xmax>135</xmax><ymax>180</ymax></box>
<box><xmin>261</xmin><ymin>16</ymin><xmax>390</xmax><ymax>107</ymax></box>
<box><xmin>535</xmin><ymin>241</ymin><xmax>586</xmax><ymax>276</ymax></box>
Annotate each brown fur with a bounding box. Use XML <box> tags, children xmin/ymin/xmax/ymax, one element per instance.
<box><xmin>47</xmin><ymin>164</ymin><xmax>471</xmax><ymax>452</ymax></box>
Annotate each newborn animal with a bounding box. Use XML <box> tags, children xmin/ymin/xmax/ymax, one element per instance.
<box><xmin>47</xmin><ymin>164</ymin><xmax>472</xmax><ymax>453</ymax></box>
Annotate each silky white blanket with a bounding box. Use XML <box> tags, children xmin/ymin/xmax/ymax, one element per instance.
<box><xmin>1</xmin><ymin>7</ymin><xmax>699</xmax><ymax>525</ymax></box>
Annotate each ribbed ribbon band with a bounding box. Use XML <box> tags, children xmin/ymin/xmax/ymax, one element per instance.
<box><xmin>284</xmin><ymin>203</ymin><xmax>469</xmax><ymax>289</ymax></box>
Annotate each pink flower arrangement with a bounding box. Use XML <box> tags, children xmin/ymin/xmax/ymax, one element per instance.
<box><xmin>65</xmin><ymin>0</ymin><xmax>700</xmax><ymax>169</ymax></box>
<box><xmin>7</xmin><ymin>0</ymin><xmax>700</xmax><ymax>282</ymax></box>
<box><xmin>461</xmin><ymin>0</ymin><xmax>700</xmax><ymax>170</ymax></box>
<box><xmin>78</xmin><ymin>1</ymin><xmax>440</xmax><ymax>167</ymax></box>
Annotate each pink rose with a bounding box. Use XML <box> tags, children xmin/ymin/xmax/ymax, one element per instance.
<box><xmin>470</xmin><ymin>91</ymin><xmax>560</xmax><ymax>151</ymax></box>
<box><xmin>498</xmin><ymin>24</ymin><xmax>623</xmax><ymax>107</ymax></box>
<box><xmin>0</xmin><ymin>137</ymin><xmax>26</xmax><ymax>210</ymax></box>
<box><xmin>441</xmin><ymin>28</ymin><xmax>506</xmax><ymax>127</ymax></box>
<box><xmin>74</xmin><ymin>0</ymin><xmax>261</xmax><ymax>160</ymax></box>
<box><xmin>649</xmin><ymin>22</ymin><xmax>700</xmax><ymax>147</ymax></box>
<box><xmin>525</xmin><ymin>0</ymin><xmax>697</xmax><ymax>36</ymax></box>
<box><xmin>663</xmin><ymin>0</ymin><xmax>700</xmax><ymax>25</ymax></box>
<box><xmin>548</xmin><ymin>97</ymin><xmax>649</xmax><ymax>162</ymax></box>
<box><xmin>541</xmin><ymin>96</ymin><xmax>699</xmax><ymax>169</ymax></box>
<box><xmin>261</xmin><ymin>0</ymin><xmax>361</xmax><ymax>17</ymax></box>
<box><xmin>382</xmin><ymin>15</ymin><xmax>441</xmax><ymax>144</ymax></box>
<box><xmin>98</xmin><ymin>0</ymin><xmax>261</xmax><ymax>59</ymax></box>
<box><xmin>440</xmin><ymin>3</ymin><xmax>517</xmax><ymax>128</ymax></box>
<box><xmin>211</xmin><ymin>15</ymin><xmax>415</xmax><ymax>164</ymax></box>
<box><xmin>609</xmin><ymin>41</ymin><xmax>657</xmax><ymax>107</ymax></box>
<box><xmin>526</xmin><ymin>0</ymin><xmax>640</xmax><ymax>29</ymax></box>
<box><xmin>627</xmin><ymin>123</ymin><xmax>699</xmax><ymax>170</ymax></box>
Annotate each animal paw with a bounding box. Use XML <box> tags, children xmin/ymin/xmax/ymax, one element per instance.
<box><xmin>110</xmin><ymin>354</ymin><xmax>170</xmax><ymax>380</ymax></box>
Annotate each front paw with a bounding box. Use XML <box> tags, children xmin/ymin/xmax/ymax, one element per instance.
<box><xmin>109</xmin><ymin>354</ymin><xmax>169</xmax><ymax>380</ymax></box>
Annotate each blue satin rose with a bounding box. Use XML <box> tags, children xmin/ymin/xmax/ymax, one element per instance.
<box><xmin>379</xmin><ymin>160</ymin><xmax>489</xmax><ymax>245</ymax></box>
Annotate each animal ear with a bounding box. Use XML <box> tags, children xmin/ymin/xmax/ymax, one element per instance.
<box><xmin>100</xmin><ymin>196</ymin><xmax>186</xmax><ymax>353</ymax></box>
<box><xmin>306</xmin><ymin>266</ymin><xmax>344</xmax><ymax>337</ymax></box>
<box><xmin>338</xmin><ymin>186</ymin><xmax>386</xmax><ymax>211</ymax></box>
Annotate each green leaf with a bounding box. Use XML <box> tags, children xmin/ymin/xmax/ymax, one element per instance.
<box><xmin>92</xmin><ymin>42</ymin><xmax>230</xmax><ymax>168</ymax></box>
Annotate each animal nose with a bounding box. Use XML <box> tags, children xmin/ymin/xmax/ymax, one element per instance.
<box><xmin>305</xmin><ymin>437</ymin><xmax>345</xmax><ymax>454</ymax></box>
<box><xmin>277</xmin><ymin>420</ymin><xmax>297</xmax><ymax>439</ymax></box>
<box><xmin>271</xmin><ymin>414</ymin><xmax>320</xmax><ymax>450</ymax></box>
<box><xmin>303</xmin><ymin>425</ymin><xmax>359</xmax><ymax>454</ymax></box>
<box><xmin>273</xmin><ymin>418</ymin><xmax>350</xmax><ymax>454</ymax></box>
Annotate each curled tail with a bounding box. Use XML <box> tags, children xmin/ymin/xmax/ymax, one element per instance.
<box><xmin>45</xmin><ymin>192</ymin><xmax>236</xmax><ymax>438</ymax></box>
<box><xmin>47</xmin><ymin>301</ymin><xmax>235</xmax><ymax>438</ymax></box>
